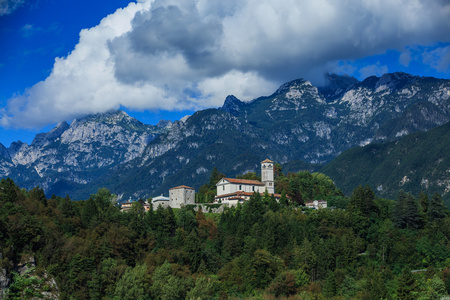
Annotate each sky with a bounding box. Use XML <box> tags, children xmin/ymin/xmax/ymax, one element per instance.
<box><xmin>0</xmin><ymin>0</ymin><xmax>450</xmax><ymax>147</ymax></box>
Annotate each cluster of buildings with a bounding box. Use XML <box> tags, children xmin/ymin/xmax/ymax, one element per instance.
<box><xmin>120</xmin><ymin>159</ymin><xmax>327</xmax><ymax>212</ymax></box>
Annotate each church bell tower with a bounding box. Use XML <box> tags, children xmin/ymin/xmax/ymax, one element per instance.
<box><xmin>261</xmin><ymin>159</ymin><xmax>274</xmax><ymax>194</ymax></box>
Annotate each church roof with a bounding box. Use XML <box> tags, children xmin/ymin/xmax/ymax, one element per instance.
<box><xmin>221</xmin><ymin>178</ymin><xmax>265</xmax><ymax>186</ymax></box>
<box><xmin>169</xmin><ymin>185</ymin><xmax>195</xmax><ymax>190</ymax></box>
<box><xmin>215</xmin><ymin>191</ymin><xmax>283</xmax><ymax>198</ymax></box>
<box><xmin>152</xmin><ymin>195</ymin><xmax>170</xmax><ymax>201</ymax></box>
<box><xmin>261</xmin><ymin>159</ymin><xmax>273</xmax><ymax>163</ymax></box>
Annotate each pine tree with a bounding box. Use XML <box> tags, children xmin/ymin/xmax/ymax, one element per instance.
<box><xmin>428</xmin><ymin>192</ymin><xmax>447</xmax><ymax>222</ymax></box>
<box><xmin>268</xmin><ymin>194</ymin><xmax>279</xmax><ymax>212</ymax></box>
<box><xmin>418</xmin><ymin>191</ymin><xmax>429</xmax><ymax>214</ymax></box>
<box><xmin>393</xmin><ymin>190</ymin><xmax>407</xmax><ymax>229</ymax></box>
<box><xmin>397</xmin><ymin>267</ymin><xmax>416</xmax><ymax>300</ymax></box>
<box><xmin>0</xmin><ymin>177</ymin><xmax>18</xmax><ymax>203</ymax></box>
<box><xmin>323</xmin><ymin>272</ymin><xmax>337</xmax><ymax>297</ymax></box>
<box><xmin>347</xmin><ymin>185</ymin><xmax>377</xmax><ymax>217</ymax></box>
<box><xmin>279</xmin><ymin>190</ymin><xmax>289</xmax><ymax>207</ymax></box>
<box><xmin>29</xmin><ymin>186</ymin><xmax>47</xmax><ymax>206</ymax></box>
<box><xmin>81</xmin><ymin>197</ymin><xmax>98</xmax><ymax>228</ymax></box>
<box><xmin>184</xmin><ymin>230</ymin><xmax>202</xmax><ymax>272</ymax></box>
<box><xmin>404</xmin><ymin>193</ymin><xmax>421</xmax><ymax>230</ymax></box>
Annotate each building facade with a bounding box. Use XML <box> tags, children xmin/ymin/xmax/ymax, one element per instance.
<box><xmin>169</xmin><ymin>185</ymin><xmax>195</xmax><ymax>208</ymax></box>
<box><xmin>215</xmin><ymin>159</ymin><xmax>281</xmax><ymax>204</ymax></box>
<box><xmin>151</xmin><ymin>194</ymin><xmax>170</xmax><ymax>209</ymax></box>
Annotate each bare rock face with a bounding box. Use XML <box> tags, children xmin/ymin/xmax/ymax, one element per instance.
<box><xmin>0</xmin><ymin>267</ymin><xmax>10</xmax><ymax>299</ymax></box>
<box><xmin>0</xmin><ymin>254</ymin><xmax>59</xmax><ymax>299</ymax></box>
<box><xmin>0</xmin><ymin>110</ymin><xmax>169</xmax><ymax>194</ymax></box>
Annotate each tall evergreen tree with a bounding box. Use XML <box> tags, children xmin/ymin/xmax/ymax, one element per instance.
<box><xmin>397</xmin><ymin>267</ymin><xmax>416</xmax><ymax>300</ymax></box>
<box><xmin>81</xmin><ymin>197</ymin><xmax>98</xmax><ymax>228</ymax></box>
<box><xmin>404</xmin><ymin>192</ymin><xmax>421</xmax><ymax>230</ymax></box>
<box><xmin>29</xmin><ymin>186</ymin><xmax>47</xmax><ymax>206</ymax></box>
<box><xmin>279</xmin><ymin>190</ymin><xmax>289</xmax><ymax>207</ymax></box>
<box><xmin>0</xmin><ymin>177</ymin><xmax>18</xmax><ymax>203</ymax></box>
<box><xmin>428</xmin><ymin>192</ymin><xmax>447</xmax><ymax>222</ymax></box>
<box><xmin>393</xmin><ymin>191</ymin><xmax>421</xmax><ymax>230</ymax></box>
<box><xmin>418</xmin><ymin>191</ymin><xmax>429</xmax><ymax>214</ymax></box>
<box><xmin>347</xmin><ymin>185</ymin><xmax>377</xmax><ymax>217</ymax></box>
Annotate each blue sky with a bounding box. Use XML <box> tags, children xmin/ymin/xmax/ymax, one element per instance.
<box><xmin>1</xmin><ymin>0</ymin><xmax>449</xmax><ymax>147</ymax></box>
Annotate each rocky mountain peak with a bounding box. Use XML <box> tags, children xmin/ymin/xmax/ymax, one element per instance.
<box><xmin>31</xmin><ymin>121</ymin><xmax>70</xmax><ymax>147</ymax></box>
<box><xmin>0</xmin><ymin>143</ymin><xmax>9</xmax><ymax>159</ymax></box>
<box><xmin>8</xmin><ymin>141</ymin><xmax>24</xmax><ymax>156</ymax></box>
<box><xmin>72</xmin><ymin>110</ymin><xmax>150</xmax><ymax>133</ymax></box>
<box><xmin>156</xmin><ymin>119</ymin><xmax>173</xmax><ymax>128</ymax></box>
<box><xmin>375</xmin><ymin>72</ymin><xmax>418</xmax><ymax>92</ymax></box>
<box><xmin>274</xmin><ymin>79</ymin><xmax>309</xmax><ymax>95</ymax></box>
<box><xmin>323</xmin><ymin>73</ymin><xmax>359</xmax><ymax>90</ymax></box>
<box><xmin>220</xmin><ymin>95</ymin><xmax>244</xmax><ymax>114</ymax></box>
<box><xmin>77</xmin><ymin>110</ymin><xmax>129</xmax><ymax>124</ymax></box>
<box><xmin>318</xmin><ymin>73</ymin><xmax>359</xmax><ymax>101</ymax></box>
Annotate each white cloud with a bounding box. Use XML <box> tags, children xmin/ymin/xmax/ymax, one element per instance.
<box><xmin>423</xmin><ymin>46</ymin><xmax>450</xmax><ymax>72</ymax></box>
<box><xmin>1</xmin><ymin>0</ymin><xmax>450</xmax><ymax>128</ymax></box>
<box><xmin>399</xmin><ymin>50</ymin><xmax>412</xmax><ymax>67</ymax></box>
<box><xmin>359</xmin><ymin>62</ymin><xmax>389</xmax><ymax>79</ymax></box>
<box><xmin>0</xmin><ymin>0</ymin><xmax>25</xmax><ymax>16</ymax></box>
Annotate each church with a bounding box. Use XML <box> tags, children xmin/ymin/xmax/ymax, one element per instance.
<box><xmin>214</xmin><ymin>159</ymin><xmax>282</xmax><ymax>205</ymax></box>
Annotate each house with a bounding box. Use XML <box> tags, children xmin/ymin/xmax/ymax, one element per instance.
<box><xmin>120</xmin><ymin>198</ymin><xmax>135</xmax><ymax>212</ymax></box>
<box><xmin>151</xmin><ymin>194</ymin><xmax>170</xmax><ymax>210</ymax></box>
<box><xmin>120</xmin><ymin>198</ymin><xmax>150</xmax><ymax>212</ymax></box>
<box><xmin>305</xmin><ymin>200</ymin><xmax>328</xmax><ymax>209</ymax></box>
<box><xmin>169</xmin><ymin>185</ymin><xmax>195</xmax><ymax>208</ymax></box>
<box><xmin>215</xmin><ymin>159</ymin><xmax>282</xmax><ymax>204</ymax></box>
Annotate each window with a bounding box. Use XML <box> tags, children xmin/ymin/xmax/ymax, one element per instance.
<box><xmin>239</xmin><ymin>185</ymin><xmax>242</xmax><ymax>190</ymax></box>
<box><xmin>252</xmin><ymin>186</ymin><xmax>255</xmax><ymax>191</ymax></box>
<box><xmin>223</xmin><ymin>185</ymin><xmax>225</xmax><ymax>191</ymax></box>
<box><xmin>269</xmin><ymin>183</ymin><xmax>272</xmax><ymax>186</ymax></box>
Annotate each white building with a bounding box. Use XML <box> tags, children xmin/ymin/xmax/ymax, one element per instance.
<box><xmin>215</xmin><ymin>159</ymin><xmax>281</xmax><ymax>204</ymax></box>
<box><xmin>169</xmin><ymin>185</ymin><xmax>195</xmax><ymax>208</ymax></box>
<box><xmin>151</xmin><ymin>194</ymin><xmax>170</xmax><ymax>209</ymax></box>
<box><xmin>261</xmin><ymin>159</ymin><xmax>275</xmax><ymax>194</ymax></box>
<box><xmin>305</xmin><ymin>200</ymin><xmax>328</xmax><ymax>209</ymax></box>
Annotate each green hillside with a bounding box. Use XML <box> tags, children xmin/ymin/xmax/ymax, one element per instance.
<box><xmin>321</xmin><ymin>121</ymin><xmax>450</xmax><ymax>205</ymax></box>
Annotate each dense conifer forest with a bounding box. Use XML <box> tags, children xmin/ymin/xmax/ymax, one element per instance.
<box><xmin>1</xmin><ymin>171</ymin><xmax>450</xmax><ymax>299</ymax></box>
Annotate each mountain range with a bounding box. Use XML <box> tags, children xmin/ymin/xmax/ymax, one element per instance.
<box><xmin>0</xmin><ymin>72</ymin><xmax>449</xmax><ymax>200</ymax></box>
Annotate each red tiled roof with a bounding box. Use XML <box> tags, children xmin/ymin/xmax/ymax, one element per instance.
<box><xmin>221</xmin><ymin>178</ymin><xmax>265</xmax><ymax>186</ymax></box>
<box><xmin>261</xmin><ymin>159</ymin><xmax>273</xmax><ymax>163</ymax></box>
<box><xmin>170</xmin><ymin>185</ymin><xmax>195</xmax><ymax>190</ymax></box>
<box><xmin>216</xmin><ymin>191</ymin><xmax>283</xmax><ymax>198</ymax></box>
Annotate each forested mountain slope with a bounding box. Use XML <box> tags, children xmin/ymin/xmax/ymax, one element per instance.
<box><xmin>321</xmin><ymin>121</ymin><xmax>450</xmax><ymax>204</ymax></box>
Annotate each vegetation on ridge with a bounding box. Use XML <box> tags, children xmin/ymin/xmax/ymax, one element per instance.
<box><xmin>1</xmin><ymin>170</ymin><xmax>450</xmax><ymax>299</ymax></box>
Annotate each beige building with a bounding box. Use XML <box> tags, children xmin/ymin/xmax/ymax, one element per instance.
<box><xmin>169</xmin><ymin>185</ymin><xmax>195</xmax><ymax>208</ymax></box>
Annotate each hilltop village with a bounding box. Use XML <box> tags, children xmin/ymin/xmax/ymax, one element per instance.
<box><xmin>120</xmin><ymin>159</ymin><xmax>328</xmax><ymax>212</ymax></box>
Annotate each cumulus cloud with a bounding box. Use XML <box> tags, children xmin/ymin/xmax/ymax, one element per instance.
<box><xmin>399</xmin><ymin>50</ymin><xmax>412</xmax><ymax>67</ymax></box>
<box><xmin>359</xmin><ymin>62</ymin><xmax>389</xmax><ymax>79</ymax></box>
<box><xmin>0</xmin><ymin>0</ymin><xmax>25</xmax><ymax>16</ymax></box>
<box><xmin>423</xmin><ymin>46</ymin><xmax>450</xmax><ymax>72</ymax></box>
<box><xmin>2</xmin><ymin>0</ymin><xmax>450</xmax><ymax>128</ymax></box>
